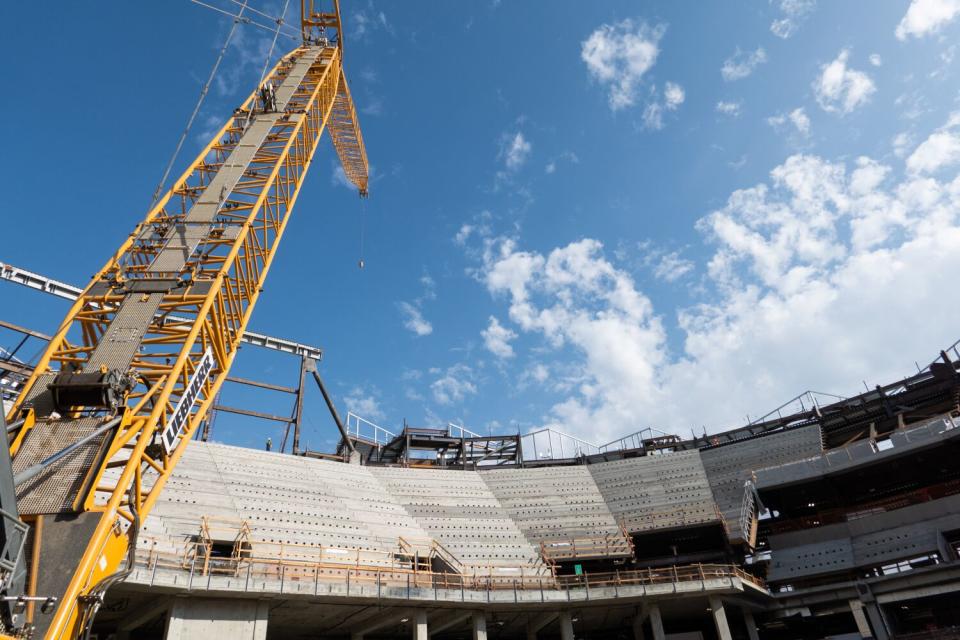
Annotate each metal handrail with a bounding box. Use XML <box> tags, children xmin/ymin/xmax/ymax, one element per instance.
<box><xmin>344</xmin><ymin>412</ymin><xmax>395</xmax><ymax>446</ymax></box>
<box><xmin>446</xmin><ymin>423</ymin><xmax>482</xmax><ymax>439</ymax></box>
<box><xmin>521</xmin><ymin>428</ymin><xmax>600</xmax><ymax>460</ymax></box>
<box><xmin>540</xmin><ymin>532</ymin><xmax>633</xmax><ymax>562</ymax></box>
<box><xmin>135</xmin><ymin>542</ymin><xmax>765</xmax><ymax>591</ymax></box>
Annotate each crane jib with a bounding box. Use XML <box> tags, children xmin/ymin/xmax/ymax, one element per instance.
<box><xmin>161</xmin><ymin>347</ymin><xmax>216</xmax><ymax>454</ymax></box>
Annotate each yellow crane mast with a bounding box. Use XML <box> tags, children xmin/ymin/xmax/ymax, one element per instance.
<box><xmin>2</xmin><ymin>2</ymin><xmax>368</xmax><ymax>637</ymax></box>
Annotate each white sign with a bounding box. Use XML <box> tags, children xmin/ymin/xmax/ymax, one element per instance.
<box><xmin>161</xmin><ymin>347</ymin><xmax>216</xmax><ymax>454</ymax></box>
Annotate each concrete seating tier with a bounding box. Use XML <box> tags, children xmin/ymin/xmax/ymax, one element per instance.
<box><xmin>480</xmin><ymin>466</ymin><xmax>621</xmax><ymax>543</ymax></box>
<box><xmin>371</xmin><ymin>467</ymin><xmax>546</xmax><ymax>570</ymax></box>
<box><xmin>145</xmin><ymin>443</ymin><xmax>433</xmax><ymax>556</ymax></box>
<box><xmin>701</xmin><ymin>425</ymin><xmax>823</xmax><ymax>540</ymax></box>
<box><xmin>588</xmin><ymin>451</ymin><xmax>718</xmax><ymax>533</ymax></box>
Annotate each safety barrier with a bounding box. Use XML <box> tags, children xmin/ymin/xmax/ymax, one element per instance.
<box><xmin>539</xmin><ymin>524</ymin><xmax>634</xmax><ymax>563</ymax></box>
<box><xmin>134</xmin><ymin>538</ymin><xmax>764</xmax><ymax>594</ymax></box>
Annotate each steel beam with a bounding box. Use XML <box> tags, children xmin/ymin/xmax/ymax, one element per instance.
<box><xmin>0</xmin><ymin>261</ymin><xmax>323</xmax><ymax>360</ymax></box>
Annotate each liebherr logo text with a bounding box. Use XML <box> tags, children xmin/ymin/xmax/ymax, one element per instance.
<box><xmin>161</xmin><ymin>347</ymin><xmax>216</xmax><ymax>454</ymax></box>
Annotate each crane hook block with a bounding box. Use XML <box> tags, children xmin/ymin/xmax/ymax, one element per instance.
<box><xmin>47</xmin><ymin>370</ymin><xmax>136</xmax><ymax>413</ymax></box>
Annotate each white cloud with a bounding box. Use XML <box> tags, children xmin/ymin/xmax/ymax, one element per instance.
<box><xmin>896</xmin><ymin>0</ymin><xmax>960</xmax><ymax>40</ymax></box>
<box><xmin>664</xmin><ymin>82</ymin><xmax>685</xmax><ymax>109</ymax></box>
<box><xmin>431</xmin><ymin>364</ymin><xmax>478</xmax><ymax>405</ymax></box>
<box><xmin>482</xmin><ymin>316</ymin><xmax>518</xmax><ymax>359</ymax></box>
<box><xmin>581</xmin><ymin>19</ymin><xmax>665</xmax><ymax>110</ymax></box>
<box><xmin>501</xmin><ymin>132</ymin><xmax>532</xmax><ymax>170</ymax></box>
<box><xmin>721</xmin><ymin>47</ymin><xmax>767</xmax><ymax>81</ymax></box>
<box><xmin>529</xmin><ymin>363</ymin><xmax>550</xmax><ymax>384</ymax></box>
<box><xmin>399</xmin><ymin>301</ymin><xmax>433</xmax><ymax>336</ymax></box>
<box><xmin>643</xmin><ymin>103</ymin><xmax>665</xmax><ymax>130</ymax></box>
<box><xmin>906</xmin><ymin>112</ymin><xmax>960</xmax><ymax>173</ymax></box>
<box><xmin>455</xmin><ymin>224</ymin><xmax>475</xmax><ymax>245</ymax></box>
<box><xmin>454</xmin><ymin>212</ymin><xmax>493</xmax><ymax>247</ymax></box>
<box><xmin>477</xmin><ymin>149</ymin><xmax>960</xmax><ymax>442</ymax></box>
<box><xmin>893</xmin><ymin>131</ymin><xmax>915</xmax><ymax>158</ymax></box>
<box><xmin>789</xmin><ymin>108</ymin><xmax>812</xmax><ymax>135</ymax></box>
<box><xmin>770</xmin><ymin>0</ymin><xmax>817</xmax><ymax>38</ymax></box>
<box><xmin>420</xmin><ymin>274</ymin><xmax>437</xmax><ymax>298</ymax></box>
<box><xmin>343</xmin><ymin>386</ymin><xmax>385</xmax><ymax>422</ymax></box>
<box><xmin>353</xmin><ymin>8</ymin><xmax>395</xmax><ymax>40</ymax></box>
<box><xmin>653</xmin><ymin>251</ymin><xmax>694</xmax><ymax>282</ymax></box>
<box><xmin>716</xmin><ymin>101</ymin><xmax>742</xmax><ymax>117</ymax></box>
<box><xmin>398</xmin><ymin>269</ymin><xmax>438</xmax><ymax>336</ymax></box>
<box><xmin>482</xmin><ymin>238</ymin><xmax>665</xmax><ymax>441</ymax></box>
<box><xmin>895</xmin><ymin>91</ymin><xmax>932</xmax><ymax>121</ymax></box>
<box><xmin>641</xmin><ymin>83</ymin><xmax>684</xmax><ymax>131</ymax></box>
<box><xmin>331</xmin><ymin>165</ymin><xmax>354</xmax><ymax>189</ymax></box>
<box><xmin>545</xmin><ymin>151</ymin><xmax>580</xmax><ymax>175</ymax></box>
<box><xmin>813</xmin><ymin>49</ymin><xmax>876</xmax><ymax>115</ymax></box>
<box><xmin>869</xmin><ymin>53</ymin><xmax>883</xmax><ymax>67</ymax></box>
<box><xmin>768</xmin><ymin>107</ymin><xmax>811</xmax><ymax>137</ymax></box>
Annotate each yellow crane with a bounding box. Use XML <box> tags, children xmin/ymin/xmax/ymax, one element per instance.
<box><xmin>1</xmin><ymin>2</ymin><xmax>368</xmax><ymax>637</ymax></box>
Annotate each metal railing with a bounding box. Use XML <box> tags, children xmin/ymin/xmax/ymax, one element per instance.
<box><xmin>520</xmin><ymin>426</ymin><xmax>679</xmax><ymax>461</ymax></box>
<box><xmin>521</xmin><ymin>428</ymin><xmax>600</xmax><ymax>460</ymax></box>
<box><xmin>446</xmin><ymin>423</ymin><xmax>482</xmax><ymax>439</ymax></box>
<box><xmin>397</xmin><ymin>536</ymin><xmax>464</xmax><ymax>573</ymax></box>
<box><xmin>344</xmin><ymin>412</ymin><xmax>395</xmax><ymax>446</ymax></box>
<box><xmin>343</xmin><ymin>415</ymin><xmax>486</xmax><ymax>447</ymax></box>
<box><xmin>540</xmin><ymin>528</ymin><xmax>634</xmax><ymax>563</ymax></box>
<box><xmin>738</xmin><ymin>480</ymin><xmax>758</xmax><ymax>548</ymax></box>
<box><xmin>597</xmin><ymin>427</ymin><xmax>674</xmax><ymax>453</ymax></box>
<box><xmin>133</xmin><ymin>539</ymin><xmax>764</xmax><ymax>594</ymax></box>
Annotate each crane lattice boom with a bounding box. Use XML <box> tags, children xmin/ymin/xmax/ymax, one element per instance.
<box><xmin>4</xmin><ymin>2</ymin><xmax>367</xmax><ymax>636</ymax></box>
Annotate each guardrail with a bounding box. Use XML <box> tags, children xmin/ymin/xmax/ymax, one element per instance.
<box><xmin>540</xmin><ymin>534</ymin><xmax>633</xmax><ymax>562</ymax></box>
<box><xmin>540</xmin><ymin>523</ymin><xmax>635</xmax><ymax>564</ymax></box>
<box><xmin>345</xmin><ymin>412</ymin><xmax>395</xmax><ymax>446</ymax></box>
<box><xmin>133</xmin><ymin>540</ymin><xmax>764</xmax><ymax>594</ymax></box>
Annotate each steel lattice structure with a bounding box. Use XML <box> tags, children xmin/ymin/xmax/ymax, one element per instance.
<box><xmin>3</xmin><ymin>2</ymin><xmax>367</xmax><ymax>637</ymax></box>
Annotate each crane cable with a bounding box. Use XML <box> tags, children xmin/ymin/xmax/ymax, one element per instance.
<box><xmin>190</xmin><ymin>0</ymin><xmax>300</xmax><ymax>40</ymax></box>
<box><xmin>148</xmin><ymin>1</ymin><xmax>251</xmax><ymax>209</ymax></box>
<box><xmin>242</xmin><ymin>0</ymin><xmax>292</xmax><ymax>133</ymax></box>
<box><xmin>358</xmin><ymin>195</ymin><xmax>367</xmax><ymax>269</ymax></box>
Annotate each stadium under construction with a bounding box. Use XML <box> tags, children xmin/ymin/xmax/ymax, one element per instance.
<box><xmin>2</xmin><ymin>2</ymin><xmax>960</xmax><ymax>639</ymax></box>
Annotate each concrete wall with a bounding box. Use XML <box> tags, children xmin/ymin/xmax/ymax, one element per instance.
<box><xmin>165</xmin><ymin>598</ymin><xmax>268</xmax><ymax>640</ymax></box>
<box><xmin>767</xmin><ymin>494</ymin><xmax>960</xmax><ymax>582</ymax></box>
<box><xmin>755</xmin><ymin>415</ymin><xmax>959</xmax><ymax>490</ymax></box>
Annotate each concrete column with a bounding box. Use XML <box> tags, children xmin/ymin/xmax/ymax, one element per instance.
<box><xmin>708</xmin><ymin>596</ymin><xmax>733</xmax><ymax>640</ymax></box>
<box><xmin>649</xmin><ymin>604</ymin><xmax>666</xmax><ymax>640</ymax></box>
<box><xmin>472</xmin><ymin>611</ymin><xmax>488</xmax><ymax>640</ymax></box>
<box><xmin>558</xmin><ymin>611</ymin><xmax>574</xmax><ymax>640</ymax></box>
<box><xmin>849</xmin><ymin>600</ymin><xmax>872</xmax><ymax>639</ymax></box>
<box><xmin>743</xmin><ymin>610</ymin><xmax>760</xmax><ymax>640</ymax></box>
<box><xmin>165</xmin><ymin>598</ymin><xmax>268</xmax><ymax>640</ymax></box>
<box><xmin>632</xmin><ymin>613</ymin><xmax>646</xmax><ymax>640</ymax></box>
<box><xmin>526</xmin><ymin>612</ymin><xmax>558</xmax><ymax>640</ymax></box>
<box><xmin>864</xmin><ymin>602</ymin><xmax>890</xmax><ymax>640</ymax></box>
<box><xmin>413</xmin><ymin>610</ymin><xmax>428</xmax><ymax>640</ymax></box>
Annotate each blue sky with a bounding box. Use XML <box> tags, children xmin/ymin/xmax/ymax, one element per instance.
<box><xmin>3</xmin><ymin>1</ymin><xmax>960</xmax><ymax>451</ymax></box>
